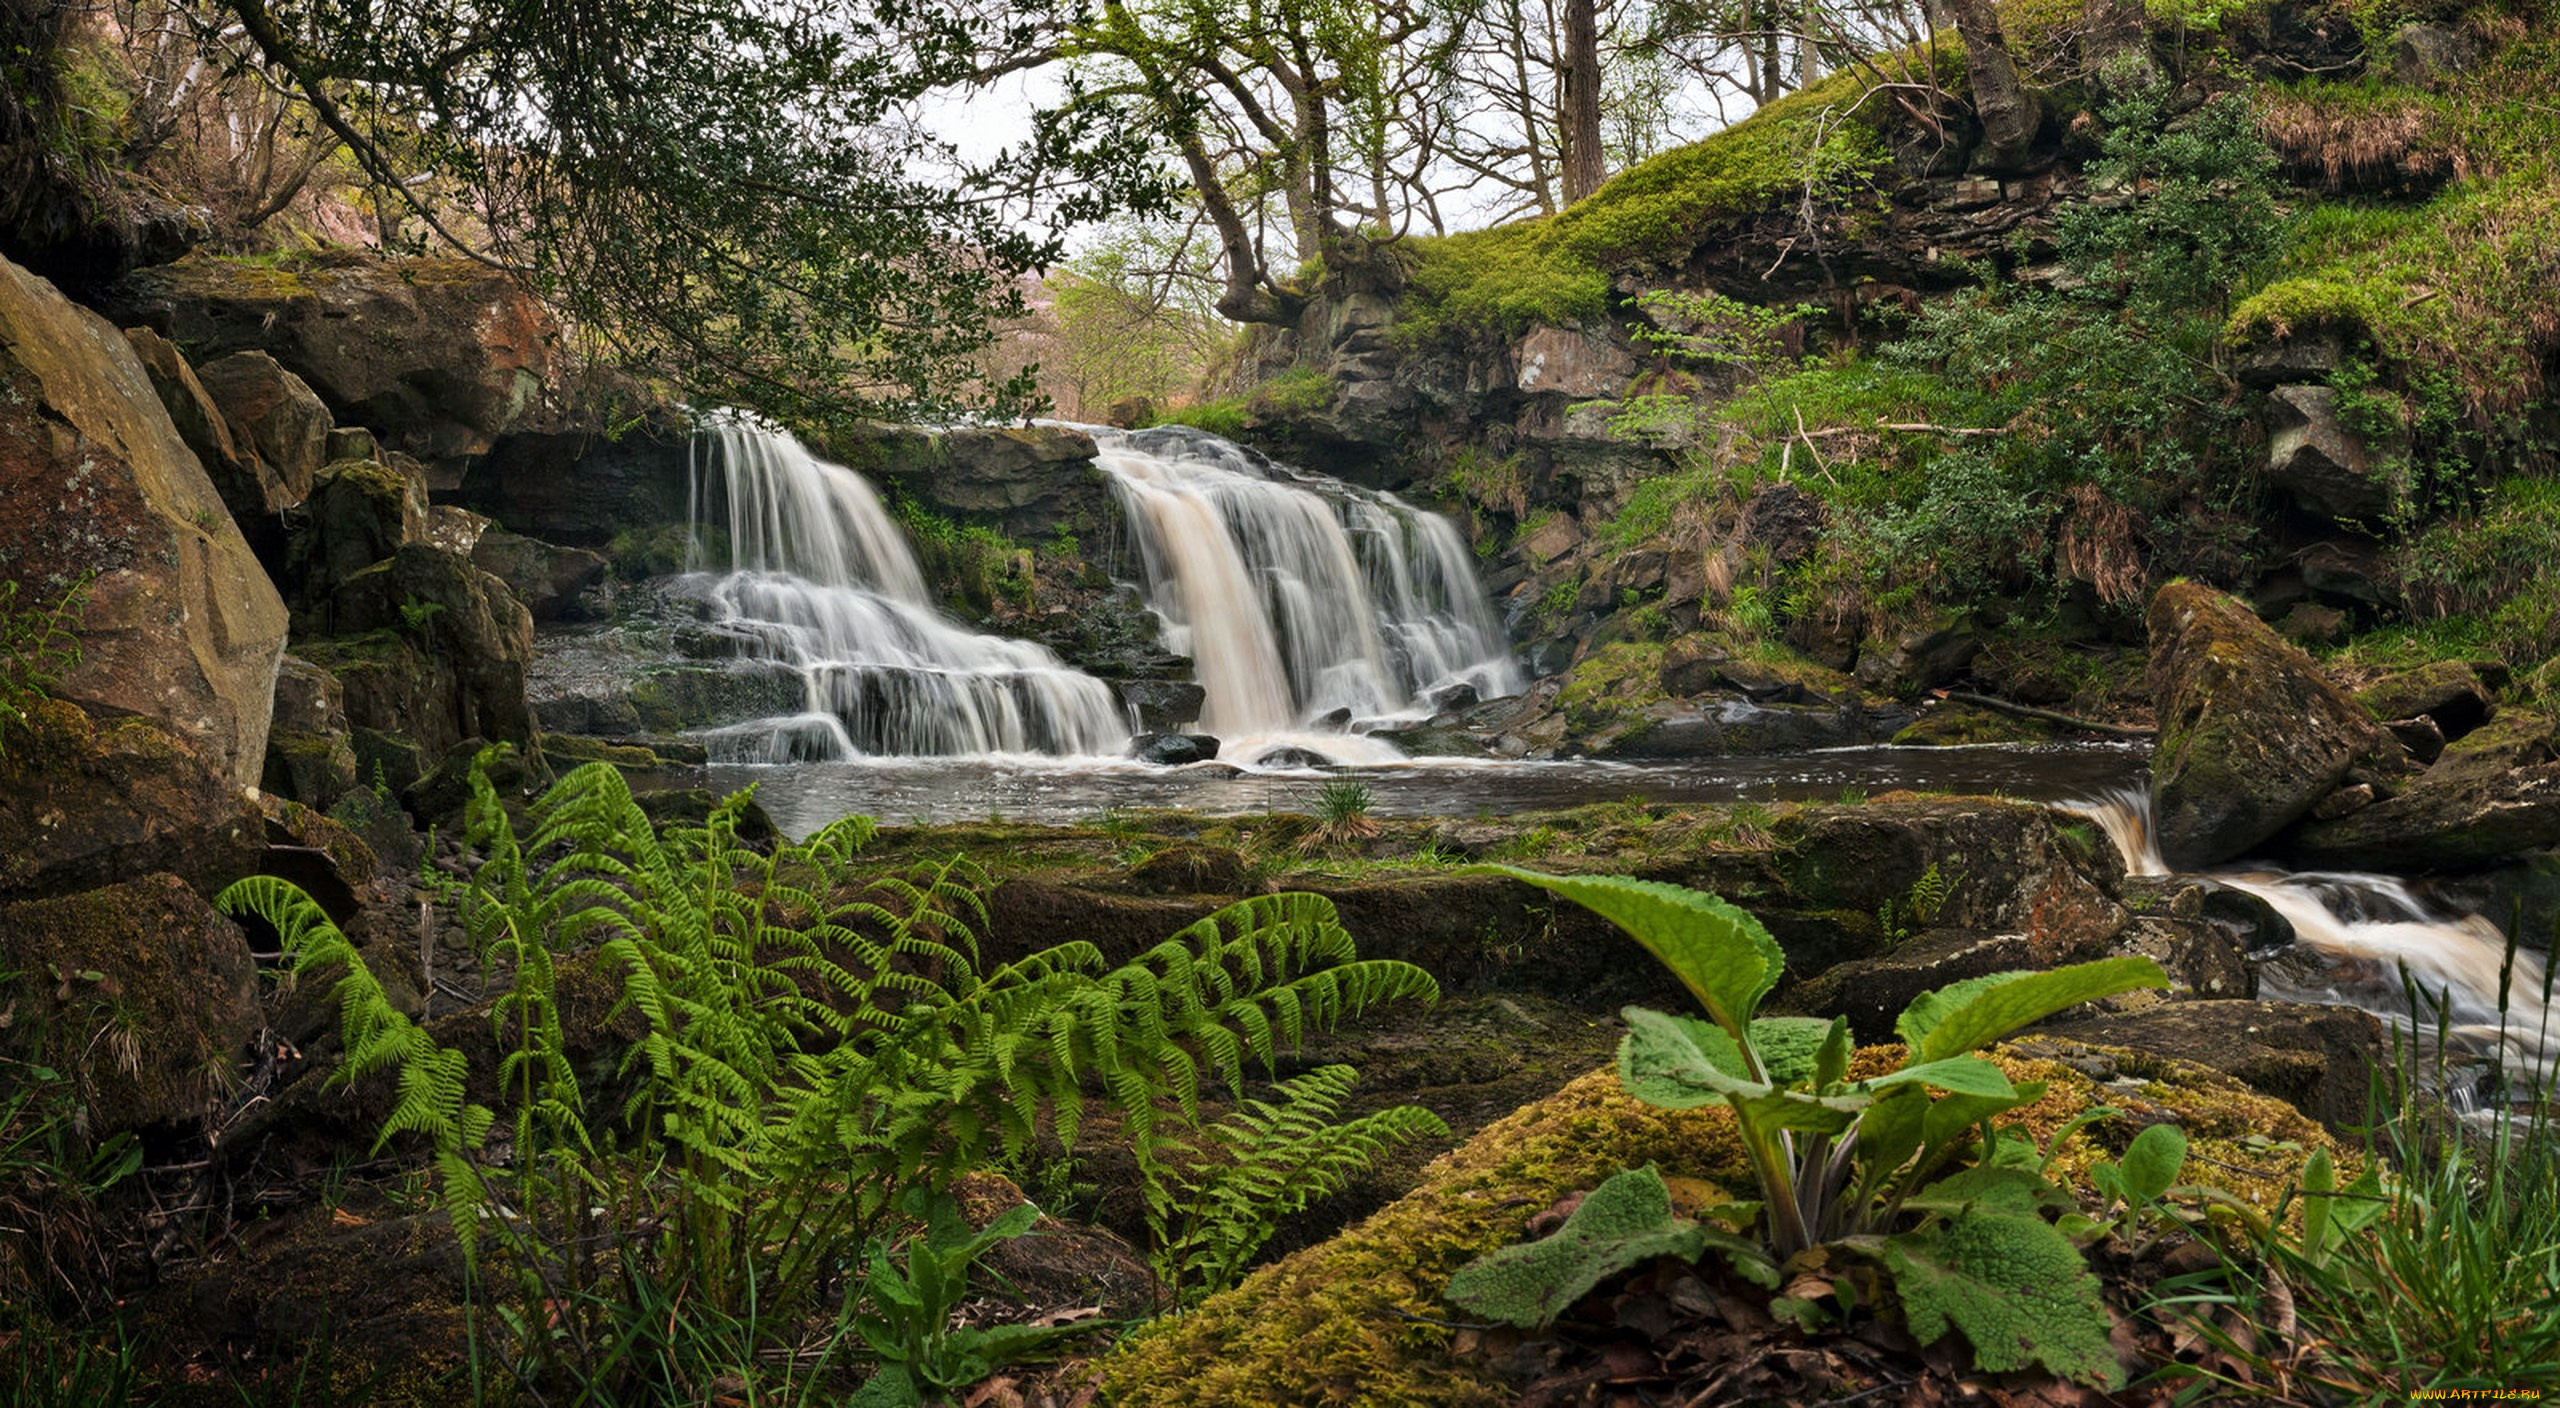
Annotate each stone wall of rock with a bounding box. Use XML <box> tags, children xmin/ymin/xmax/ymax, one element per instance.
<box><xmin>1</xmin><ymin>253</ymin><xmax>289</xmax><ymax>786</ymax></box>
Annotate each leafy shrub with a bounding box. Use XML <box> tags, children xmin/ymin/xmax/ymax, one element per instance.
<box><xmin>1443</xmin><ymin>870</ymin><xmax>2169</xmax><ymax>1386</ymax></box>
<box><xmin>219</xmin><ymin>758</ymin><xmax>1440</xmax><ymax>1398</ymax></box>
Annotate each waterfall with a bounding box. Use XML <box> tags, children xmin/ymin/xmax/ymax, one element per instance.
<box><xmin>2070</xmin><ymin>787</ymin><xmax>2556</xmax><ymax>1107</ymax></box>
<box><xmin>1088</xmin><ymin>425</ymin><xmax>1521</xmax><ymax>761</ymax></box>
<box><xmin>683</xmin><ymin>416</ymin><xmax>1132</xmax><ymax>760</ymax></box>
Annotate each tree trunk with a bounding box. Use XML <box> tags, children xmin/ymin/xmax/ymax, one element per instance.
<box><xmin>1559</xmin><ymin>0</ymin><xmax>1603</xmax><ymax>203</ymax></box>
<box><xmin>1943</xmin><ymin>0</ymin><xmax>2040</xmax><ymax>173</ymax></box>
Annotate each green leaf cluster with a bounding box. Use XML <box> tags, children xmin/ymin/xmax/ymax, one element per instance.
<box><xmin>1444</xmin><ymin>867</ymin><xmax>2174</xmax><ymax>1387</ymax></box>
<box><xmin>219</xmin><ymin>756</ymin><xmax>1439</xmax><ymax>1396</ymax></box>
<box><xmin>1144</xmin><ymin>1064</ymin><xmax>1447</xmax><ymax>1306</ymax></box>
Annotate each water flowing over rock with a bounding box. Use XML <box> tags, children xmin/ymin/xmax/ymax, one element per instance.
<box><xmin>0</xmin><ymin>253</ymin><xmax>288</xmax><ymax>786</ymax></box>
<box><xmin>682</xmin><ymin>417</ymin><xmax>1132</xmax><ymax>760</ymax></box>
<box><xmin>2071</xmin><ymin>787</ymin><xmax>2551</xmax><ymax>1111</ymax></box>
<box><xmin>1089</xmin><ymin>425</ymin><xmax>1520</xmax><ymax>757</ymax></box>
<box><xmin>2146</xmin><ymin>581</ymin><xmax>2390</xmax><ymax>867</ymax></box>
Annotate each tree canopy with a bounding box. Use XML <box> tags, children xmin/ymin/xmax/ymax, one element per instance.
<box><xmin>209</xmin><ymin>0</ymin><xmax>1178</xmax><ymax>423</ymax></box>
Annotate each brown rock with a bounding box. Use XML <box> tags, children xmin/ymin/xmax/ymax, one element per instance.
<box><xmin>2146</xmin><ymin>582</ymin><xmax>2390</xmax><ymax>868</ymax></box>
<box><xmin>2357</xmin><ymin>659</ymin><xmax>2494</xmax><ymax>740</ymax></box>
<box><xmin>1511</xmin><ymin>325</ymin><xmax>1635</xmax><ymax>400</ymax></box>
<box><xmin>0</xmin><ymin>700</ymin><xmax>267</xmax><ymax>902</ymax></box>
<box><xmin>290</xmin><ymin>457</ymin><xmax>429</xmax><ymax>598</ymax></box>
<box><xmin>121</xmin><ymin>327</ymin><xmax>264</xmax><ymax>519</ymax></box>
<box><xmin>2288</xmin><ymin>712</ymin><xmax>2560</xmax><ymax>871</ymax></box>
<box><xmin>0</xmin><ymin>873</ymin><xmax>259</xmax><ymax>1135</ymax></box>
<box><xmin>194</xmin><ymin>350</ymin><xmax>332</xmax><ymax>510</ymax></box>
<box><xmin>2027</xmin><ymin>1000</ymin><xmax>2384</xmax><ymax>1133</ymax></box>
<box><xmin>107</xmin><ymin>253</ymin><xmax>559</xmax><ymax>466</ymax></box>
<box><xmin>469</xmin><ymin>528</ymin><xmax>609</xmax><ymax>622</ymax></box>
<box><xmin>314</xmin><ymin>544</ymin><xmax>536</xmax><ymax>755</ymax></box>
<box><xmin>0</xmin><ymin>255</ymin><xmax>290</xmax><ymax>785</ymax></box>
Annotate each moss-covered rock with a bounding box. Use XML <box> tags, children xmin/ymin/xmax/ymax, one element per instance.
<box><xmin>2355</xmin><ymin>658</ymin><xmax>2496</xmax><ymax>736</ymax></box>
<box><xmin>1098</xmin><ymin>1047</ymin><xmax>2345</xmax><ymax>1407</ymax></box>
<box><xmin>1</xmin><ymin>253</ymin><xmax>290</xmax><ymax>787</ymax></box>
<box><xmin>0</xmin><ymin>699</ymin><xmax>265</xmax><ymax>902</ymax></box>
<box><xmin>2146</xmin><ymin>581</ymin><xmax>2392</xmax><ymax>867</ymax></box>
<box><xmin>0</xmin><ymin>872</ymin><xmax>258</xmax><ymax>1136</ymax></box>
<box><xmin>2286</xmin><ymin>709</ymin><xmax>2560</xmax><ymax>870</ymax></box>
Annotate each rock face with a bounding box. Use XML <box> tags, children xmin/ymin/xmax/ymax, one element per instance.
<box><xmin>2287</xmin><ymin>711</ymin><xmax>2560</xmax><ymax>871</ymax></box>
<box><xmin>1511</xmin><ymin>325</ymin><xmax>1635</xmax><ymax>399</ymax></box>
<box><xmin>309</xmin><ymin>545</ymin><xmax>537</xmax><ymax>757</ymax></box>
<box><xmin>0</xmin><ymin>254</ymin><xmax>289</xmax><ymax>786</ymax></box>
<box><xmin>0</xmin><ymin>700</ymin><xmax>266</xmax><ymax>902</ymax></box>
<box><xmin>0</xmin><ymin>873</ymin><xmax>260</xmax><ymax>1135</ymax></box>
<box><xmin>849</xmin><ymin>423</ymin><xmax>1112</xmax><ymax>541</ymax></box>
<box><xmin>469</xmin><ymin>528</ymin><xmax>609</xmax><ymax>622</ymax></box>
<box><xmin>2147</xmin><ymin>582</ymin><xmax>2387</xmax><ymax>868</ymax></box>
<box><xmin>292</xmin><ymin>458</ymin><xmax>431</xmax><ymax>598</ymax></box>
<box><xmin>2263</xmin><ymin>383</ymin><xmax>2403</xmax><ymax>524</ymax></box>
<box><xmin>108</xmin><ymin>252</ymin><xmax>558</xmax><ymax>466</ymax></box>
<box><xmin>453</xmin><ymin>412</ymin><xmax>693</xmax><ymax>546</ymax></box>
<box><xmin>195</xmin><ymin>350</ymin><xmax>334</xmax><ymax>514</ymax></box>
<box><xmin>121</xmin><ymin>327</ymin><xmax>264</xmax><ymax>522</ymax></box>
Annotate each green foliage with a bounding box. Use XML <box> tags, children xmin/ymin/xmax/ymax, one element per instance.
<box><xmin>2158</xmin><ymin>1047</ymin><xmax>2560</xmax><ymax>1401</ymax></box>
<box><xmin>0</xmin><ymin>576</ymin><xmax>88</xmax><ymax>760</ymax></box>
<box><xmin>218</xmin><ymin>758</ymin><xmax>1439</xmax><ymax>1398</ymax></box>
<box><xmin>2229</xmin><ymin>35</ymin><xmax>2560</xmax><ymax>414</ymax></box>
<box><xmin>0</xmin><ymin>1008</ymin><xmax>141</xmax><ymax>1321</ymax></box>
<box><xmin>1144</xmin><ymin>1064</ymin><xmax>1447</xmax><ymax>1305</ymax></box>
<box><xmin>850</xmin><ymin>1188</ymin><xmax>1073</xmax><ymax>1407</ymax></box>
<box><xmin>1042</xmin><ymin>225</ymin><xmax>1231</xmax><ymax>419</ymax></box>
<box><xmin>1307</xmin><ymin>779</ymin><xmax>1381</xmax><ymax>850</ymax></box>
<box><xmin>1396</xmin><ymin>67</ymin><xmax>1894</xmax><ymax>348</ymax></box>
<box><xmin>224</xmin><ymin>0</ymin><xmax>1176</xmax><ymax>425</ymax></box>
<box><xmin>1449</xmin><ymin>870</ymin><xmax>2171</xmax><ymax>1384</ymax></box>
<box><xmin>1442</xmin><ymin>1166</ymin><xmax>1719</xmax><ymax>1330</ymax></box>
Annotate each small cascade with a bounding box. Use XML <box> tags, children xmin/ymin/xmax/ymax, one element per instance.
<box><xmin>683</xmin><ymin>416</ymin><xmax>1132</xmax><ymax>760</ymax></box>
<box><xmin>2070</xmin><ymin>787</ymin><xmax>2556</xmax><ymax>1105</ymax></box>
<box><xmin>1088</xmin><ymin>425</ymin><xmax>1521</xmax><ymax>763</ymax></box>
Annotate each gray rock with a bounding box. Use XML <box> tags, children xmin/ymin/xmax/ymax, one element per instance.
<box><xmin>2147</xmin><ymin>582</ymin><xmax>2393</xmax><ymax>868</ymax></box>
<box><xmin>2390</xmin><ymin>23</ymin><xmax>2478</xmax><ymax>90</ymax></box>
<box><xmin>2264</xmin><ymin>384</ymin><xmax>2404</xmax><ymax>524</ymax></box>
<box><xmin>470</xmin><ymin>528</ymin><xmax>609</xmax><ymax>623</ymax></box>
<box><xmin>1131</xmin><ymin>732</ymin><xmax>1221</xmax><ymax>766</ymax></box>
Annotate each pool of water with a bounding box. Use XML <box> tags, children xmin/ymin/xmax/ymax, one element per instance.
<box><xmin>706</xmin><ymin>741</ymin><xmax>2151</xmax><ymax>835</ymax></box>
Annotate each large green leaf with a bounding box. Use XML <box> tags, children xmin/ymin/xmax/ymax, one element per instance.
<box><xmin>1618</xmin><ymin>1007</ymin><xmax>1762</xmax><ymax>1109</ymax></box>
<box><xmin>1884</xmin><ymin>1207</ymin><xmax>2124</xmax><ymax>1387</ymax></box>
<box><xmin>1750</xmin><ymin>1016</ymin><xmax>1845</xmax><ymax>1088</ymax></box>
<box><xmin>1897</xmin><ymin>958</ymin><xmax>2169</xmax><ymax>1065</ymax></box>
<box><xmin>1478</xmin><ymin>868</ymin><xmax>1783</xmax><ymax>1032</ymax></box>
<box><xmin>2117</xmin><ymin>1122</ymin><xmax>2188</xmax><ymax>1205</ymax></box>
<box><xmin>1442</xmin><ymin>1166</ymin><xmax>1709</xmax><ymax>1329</ymax></box>
<box><xmin>1866</xmin><ymin>1055</ymin><xmax>2019</xmax><ymax>1099</ymax></box>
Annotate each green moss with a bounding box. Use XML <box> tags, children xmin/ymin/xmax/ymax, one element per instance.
<box><xmin>1099</xmin><ymin>1047</ymin><xmax>2346</xmax><ymax>1407</ymax></box>
<box><xmin>1397</xmin><ymin>65</ymin><xmax>1911</xmax><ymax>348</ymax></box>
<box><xmin>1553</xmin><ymin>641</ymin><xmax>1669</xmax><ymax>728</ymax></box>
<box><xmin>2228</xmin><ymin>37</ymin><xmax>2560</xmax><ymax>411</ymax></box>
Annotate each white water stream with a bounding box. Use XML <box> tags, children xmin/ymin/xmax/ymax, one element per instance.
<box><xmin>680</xmin><ymin>418</ymin><xmax>1520</xmax><ymax>768</ymax></box>
<box><xmin>2072</xmin><ymin>788</ymin><xmax>2556</xmax><ymax>1106</ymax></box>
<box><xmin>683</xmin><ymin>417</ymin><xmax>1133</xmax><ymax>760</ymax></box>
<box><xmin>1089</xmin><ymin>425</ymin><xmax>1520</xmax><ymax>765</ymax></box>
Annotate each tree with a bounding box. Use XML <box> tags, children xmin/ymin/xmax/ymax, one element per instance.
<box><xmin>1940</xmin><ymin>0</ymin><xmax>2040</xmax><ymax>172</ymax></box>
<box><xmin>193</xmin><ymin>0</ymin><xmax>1177</xmax><ymax>424</ymax></box>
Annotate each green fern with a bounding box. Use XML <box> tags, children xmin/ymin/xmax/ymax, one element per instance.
<box><xmin>233</xmin><ymin>756</ymin><xmax>1440</xmax><ymax>1395</ymax></box>
<box><xmin>1143</xmin><ymin>1064</ymin><xmax>1447</xmax><ymax>1304</ymax></box>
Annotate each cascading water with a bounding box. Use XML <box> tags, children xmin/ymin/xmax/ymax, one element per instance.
<box><xmin>683</xmin><ymin>416</ymin><xmax>1132</xmax><ymax>760</ymax></box>
<box><xmin>1088</xmin><ymin>425</ymin><xmax>1521</xmax><ymax>763</ymax></box>
<box><xmin>2071</xmin><ymin>787</ymin><xmax>2556</xmax><ymax>1107</ymax></box>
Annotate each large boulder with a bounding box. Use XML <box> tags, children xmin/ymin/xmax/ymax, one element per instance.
<box><xmin>2356</xmin><ymin>659</ymin><xmax>2495</xmax><ymax>740</ymax></box>
<box><xmin>0</xmin><ymin>699</ymin><xmax>266</xmax><ymax>902</ymax></box>
<box><xmin>2287</xmin><ymin>711</ymin><xmax>2560</xmax><ymax>871</ymax></box>
<box><xmin>290</xmin><ymin>457</ymin><xmax>430</xmax><ymax>598</ymax></box>
<box><xmin>848</xmin><ymin>422</ymin><xmax>1112</xmax><ymax>541</ymax></box>
<box><xmin>261</xmin><ymin>654</ymin><xmax>361</xmax><ymax>809</ymax></box>
<box><xmin>307</xmin><ymin>544</ymin><xmax>536</xmax><ymax>755</ymax></box>
<box><xmin>106</xmin><ymin>252</ymin><xmax>559</xmax><ymax>466</ymax></box>
<box><xmin>0</xmin><ymin>255</ymin><xmax>289</xmax><ymax>785</ymax></box>
<box><xmin>2027</xmin><ymin>1000</ymin><xmax>2385</xmax><ymax>1134</ymax></box>
<box><xmin>469</xmin><ymin>528</ymin><xmax>609</xmax><ymax>622</ymax></box>
<box><xmin>2263</xmin><ymin>383</ymin><xmax>2404</xmax><ymax>524</ymax></box>
<box><xmin>2147</xmin><ymin>582</ymin><xmax>2389</xmax><ymax>868</ymax></box>
<box><xmin>0</xmin><ymin>872</ymin><xmax>260</xmax><ymax>1136</ymax></box>
<box><xmin>193</xmin><ymin>349</ymin><xmax>333</xmax><ymax>512</ymax></box>
<box><xmin>121</xmin><ymin>327</ymin><xmax>265</xmax><ymax>522</ymax></box>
